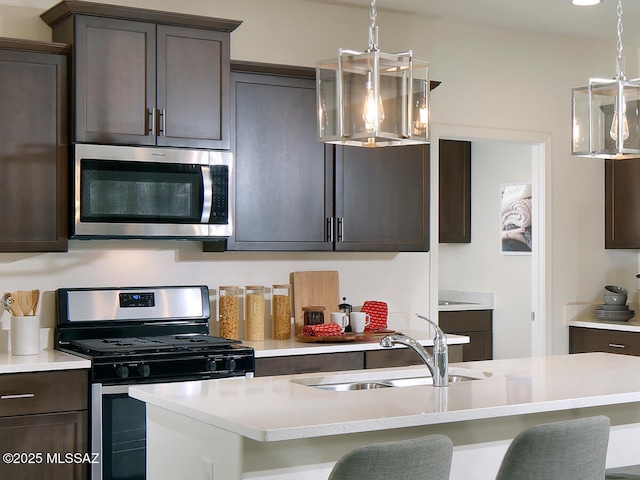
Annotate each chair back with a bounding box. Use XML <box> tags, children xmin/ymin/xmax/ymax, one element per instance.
<box><xmin>328</xmin><ymin>434</ymin><xmax>453</xmax><ymax>480</ymax></box>
<box><xmin>495</xmin><ymin>415</ymin><xmax>610</xmax><ymax>480</ymax></box>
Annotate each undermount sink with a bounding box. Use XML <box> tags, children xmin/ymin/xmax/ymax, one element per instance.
<box><xmin>293</xmin><ymin>368</ymin><xmax>498</xmax><ymax>391</ymax></box>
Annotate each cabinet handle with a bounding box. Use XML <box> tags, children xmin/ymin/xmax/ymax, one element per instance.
<box><xmin>326</xmin><ymin>217</ymin><xmax>334</xmax><ymax>242</ymax></box>
<box><xmin>159</xmin><ymin>108</ymin><xmax>166</xmax><ymax>136</ymax></box>
<box><xmin>337</xmin><ymin>217</ymin><xmax>344</xmax><ymax>242</ymax></box>
<box><xmin>608</xmin><ymin>343</ymin><xmax>626</xmax><ymax>349</ymax></box>
<box><xmin>147</xmin><ymin>108</ymin><xmax>158</xmax><ymax>137</ymax></box>
<box><xmin>1</xmin><ymin>393</ymin><xmax>35</xmax><ymax>400</ymax></box>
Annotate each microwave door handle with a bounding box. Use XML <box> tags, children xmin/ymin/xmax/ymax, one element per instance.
<box><xmin>201</xmin><ymin>165</ymin><xmax>213</xmax><ymax>223</ymax></box>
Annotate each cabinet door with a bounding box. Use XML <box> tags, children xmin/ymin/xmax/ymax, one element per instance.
<box><xmin>74</xmin><ymin>15</ymin><xmax>156</xmax><ymax>145</ymax></box>
<box><xmin>0</xmin><ymin>47</ymin><xmax>68</xmax><ymax>252</ymax></box>
<box><xmin>439</xmin><ymin>310</ymin><xmax>493</xmax><ymax>361</ymax></box>
<box><xmin>334</xmin><ymin>144</ymin><xmax>430</xmax><ymax>251</ymax></box>
<box><xmin>157</xmin><ymin>25</ymin><xmax>230</xmax><ymax>149</ymax></box>
<box><xmin>439</xmin><ymin>139</ymin><xmax>471</xmax><ymax>243</ymax></box>
<box><xmin>605</xmin><ymin>158</ymin><xmax>640</xmax><ymax>248</ymax></box>
<box><xmin>0</xmin><ymin>411</ymin><xmax>88</xmax><ymax>480</ymax></box>
<box><xmin>226</xmin><ymin>71</ymin><xmax>332</xmax><ymax>250</ymax></box>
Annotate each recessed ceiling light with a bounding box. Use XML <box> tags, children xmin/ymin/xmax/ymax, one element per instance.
<box><xmin>571</xmin><ymin>0</ymin><xmax>602</xmax><ymax>6</ymax></box>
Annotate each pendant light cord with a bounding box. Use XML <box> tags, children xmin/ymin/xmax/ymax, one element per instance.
<box><xmin>368</xmin><ymin>0</ymin><xmax>379</xmax><ymax>51</ymax></box>
<box><xmin>615</xmin><ymin>0</ymin><xmax>625</xmax><ymax>79</ymax></box>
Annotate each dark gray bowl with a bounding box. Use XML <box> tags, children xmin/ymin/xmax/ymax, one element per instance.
<box><xmin>605</xmin><ymin>285</ymin><xmax>628</xmax><ymax>295</ymax></box>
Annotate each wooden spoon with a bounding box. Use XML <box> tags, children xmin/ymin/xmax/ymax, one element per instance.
<box><xmin>16</xmin><ymin>290</ymin><xmax>34</xmax><ymax>316</ymax></box>
<box><xmin>31</xmin><ymin>289</ymin><xmax>39</xmax><ymax>316</ymax></box>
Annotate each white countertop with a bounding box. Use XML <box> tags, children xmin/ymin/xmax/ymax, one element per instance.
<box><xmin>438</xmin><ymin>290</ymin><xmax>494</xmax><ymax>311</ymax></box>
<box><xmin>569</xmin><ymin>317</ymin><xmax>640</xmax><ymax>332</ymax></box>
<box><xmin>0</xmin><ymin>349</ymin><xmax>91</xmax><ymax>374</ymax></box>
<box><xmin>243</xmin><ymin>329</ymin><xmax>469</xmax><ymax>358</ymax></box>
<box><xmin>129</xmin><ymin>352</ymin><xmax>640</xmax><ymax>442</ymax></box>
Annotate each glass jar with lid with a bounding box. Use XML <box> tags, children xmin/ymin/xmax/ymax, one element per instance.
<box><xmin>302</xmin><ymin>306</ymin><xmax>325</xmax><ymax>326</ymax></box>
<box><xmin>218</xmin><ymin>286</ymin><xmax>241</xmax><ymax>340</ymax></box>
<box><xmin>272</xmin><ymin>284</ymin><xmax>291</xmax><ymax>340</ymax></box>
<box><xmin>245</xmin><ymin>285</ymin><xmax>266</xmax><ymax>341</ymax></box>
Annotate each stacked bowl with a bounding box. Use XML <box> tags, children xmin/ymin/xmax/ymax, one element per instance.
<box><xmin>595</xmin><ymin>286</ymin><xmax>634</xmax><ymax>322</ymax></box>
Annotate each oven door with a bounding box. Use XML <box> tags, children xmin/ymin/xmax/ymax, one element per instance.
<box><xmin>73</xmin><ymin>144</ymin><xmax>232</xmax><ymax>239</ymax></box>
<box><xmin>92</xmin><ymin>384</ymin><xmax>146</xmax><ymax>480</ymax></box>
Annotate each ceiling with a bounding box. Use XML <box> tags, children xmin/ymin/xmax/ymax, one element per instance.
<box><xmin>306</xmin><ymin>0</ymin><xmax>640</xmax><ymax>47</ymax></box>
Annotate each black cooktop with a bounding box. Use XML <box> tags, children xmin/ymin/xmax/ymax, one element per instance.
<box><xmin>69</xmin><ymin>334</ymin><xmax>240</xmax><ymax>355</ymax></box>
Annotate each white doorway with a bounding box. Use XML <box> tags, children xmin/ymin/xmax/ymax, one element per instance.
<box><xmin>429</xmin><ymin>125</ymin><xmax>551</xmax><ymax>358</ymax></box>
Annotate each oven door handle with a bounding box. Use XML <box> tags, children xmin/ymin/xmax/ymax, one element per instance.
<box><xmin>201</xmin><ymin>165</ymin><xmax>213</xmax><ymax>223</ymax></box>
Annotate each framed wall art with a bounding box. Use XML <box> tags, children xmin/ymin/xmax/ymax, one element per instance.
<box><xmin>500</xmin><ymin>182</ymin><xmax>532</xmax><ymax>255</ymax></box>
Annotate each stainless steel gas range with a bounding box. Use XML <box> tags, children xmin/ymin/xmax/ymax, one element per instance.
<box><xmin>55</xmin><ymin>285</ymin><xmax>255</xmax><ymax>480</ymax></box>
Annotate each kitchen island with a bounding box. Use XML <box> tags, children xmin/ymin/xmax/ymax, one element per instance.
<box><xmin>129</xmin><ymin>352</ymin><xmax>640</xmax><ymax>480</ymax></box>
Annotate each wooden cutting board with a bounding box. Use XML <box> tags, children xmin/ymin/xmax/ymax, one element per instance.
<box><xmin>290</xmin><ymin>270</ymin><xmax>340</xmax><ymax>335</ymax></box>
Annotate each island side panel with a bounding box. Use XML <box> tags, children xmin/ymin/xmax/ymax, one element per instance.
<box><xmin>144</xmin><ymin>403</ymin><xmax>640</xmax><ymax>480</ymax></box>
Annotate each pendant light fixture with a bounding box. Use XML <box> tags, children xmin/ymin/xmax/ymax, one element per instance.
<box><xmin>316</xmin><ymin>0</ymin><xmax>430</xmax><ymax>147</ymax></box>
<box><xmin>572</xmin><ymin>0</ymin><xmax>640</xmax><ymax>159</ymax></box>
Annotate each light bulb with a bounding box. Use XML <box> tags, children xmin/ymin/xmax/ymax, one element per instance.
<box><xmin>413</xmin><ymin>97</ymin><xmax>428</xmax><ymax>134</ymax></box>
<box><xmin>572</xmin><ymin>117</ymin><xmax>581</xmax><ymax>150</ymax></box>
<box><xmin>610</xmin><ymin>98</ymin><xmax>630</xmax><ymax>144</ymax></box>
<box><xmin>362</xmin><ymin>78</ymin><xmax>384</xmax><ymax>134</ymax></box>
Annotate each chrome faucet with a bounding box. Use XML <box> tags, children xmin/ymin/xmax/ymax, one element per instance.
<box><xmin>380</xmin><ymin>314</ymin><xmax>449</xmax><ymax>387</ymax></box>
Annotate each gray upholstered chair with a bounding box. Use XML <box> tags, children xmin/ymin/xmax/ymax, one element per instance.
<box><xmin>495</xmin><ymin>415</ymin><xmax>610</xmax><ymax>480</ymax></box>
<box><xmin>606</xmin><ymin>464</ymin><xmax>640</xmax><ymax>479</ymax></box>
<box><xmin>327</xmin><ymin>434</ymin><xmax>453</xmax><ymax>480</ymax></box>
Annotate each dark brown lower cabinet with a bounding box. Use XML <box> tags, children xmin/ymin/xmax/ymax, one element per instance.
<box><xmin>0</xmin><ymin>412</ymin><xmax>88</xmax><ymax>480</ymax></box>
<box><xmin>570</xmin><ymin>326</ymin><xmax>640</xmax><ymax>356</ymax></box>
<box><xmin>0</xmin><ymin>369</ymin><xmax>89</xmax><ymax>480</ymax></box>
<box><xmin>254</xmin><ymin>345</ymin><xmax>463</xmax><ymax>376</ymax></box>
<box><xmin>439</xmin><ymin>310</ymin><xmax>493</xmax><ymax>361</ymax></box>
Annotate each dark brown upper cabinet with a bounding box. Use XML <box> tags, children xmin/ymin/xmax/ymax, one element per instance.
<box><xmin>334</xmin><ymin>144</ymin><xmax>430</xmax><ymax>252</ymax></box>
<box><xmin>439</xmin><ymin>139</ymin><xmax>471</xmax><ymax>243</ymax></box>
<box><xmin>215</xmin><ymin>62</ymin><xmax>429</xmax><ymax>252</ymax></box>
<box><xmin>41</xmin><ymin>1</ymin><xmax>241</xmax><ymax>149</ymax></box>
<box><xmin>0</xmin><ymin>39</ymin><xmax>69</xmax><ymax>252</ymax></box>
<box><xmin>605</xmin><ymin>157</ymin><xmax>640</xmax><ymax>248</ymax></box>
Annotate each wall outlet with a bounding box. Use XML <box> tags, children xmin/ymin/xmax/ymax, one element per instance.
<box><xmin>202</xmin><ymin>456</ymin><xmax>213</xmax><ymax>480</ymax></box>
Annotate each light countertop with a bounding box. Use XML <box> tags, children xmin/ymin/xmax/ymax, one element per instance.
<box><xmin>243</xmin><ymin>329</ymin><xmax>469</xmax><ymax>358</ymax></box>
<box><xmin>129</xmin><ymin>352</ymin><xmax>640</xmax><ymax>442</ymax></box>
<box><xmin>569</xmin><ymin>317</ymin><xmax>640</xmax><ymax>332</ymax></box>
<box><xmin>438</xmin><ymin>290</ymin><xmax>494</xmax><ymax>311</ymax></box>
<box><xmin>0</xmin><ymin>349</ymin><xmax>91</xmax><ymax>374</ymax></box>
<box><xmin>566</xmin><ymin>303</ymin><xmax>640</xmax><ymax>332</ymax></box>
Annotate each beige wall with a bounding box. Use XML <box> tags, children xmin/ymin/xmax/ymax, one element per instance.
<box><xmin>0</xmin><ymin>0</ymin><xmax>636</xmax><ymax>353</ymax></box>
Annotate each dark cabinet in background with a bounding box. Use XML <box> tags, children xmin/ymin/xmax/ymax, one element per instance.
<box><xmin>439</xmin><ymin>310</ymin><xmax>493</xmax><ymax>361</ymax></box>
<box><xmin>439</xmin><ymin>139</ymin><xmax>471</xmax><ymax>243</ymax></box>
<box><xmin>225</xmin><ymin>64</ymin><xmax>331</xmax><ymax>251</ymax></box>
<box><xmin>334</xmin><ymin>144</ymin><xmax>430</xmax><ymax>252</ymax></box>
<box><xmin>604</xmin><ymin>157</ymin><xmax>640</xmax><ymax>248</ymax></box>
<box><xmin>0</xmin><ymin>39</ymin><xmax>68</xmax><ymax>252</ymax></box>
<box><xmin>570</xmin><ymin>326</ymin><xmax>640</xmax><ymax>356</ymax></box>
<box><xmin>216</xmin><ymin>62</ymin><xmax>430</xmax><ymax>252</ymax></box>
<box><xmin>42</xmin><ymin>1</ymin><xmax>240</xmax><ymax>149</ymax></box>
<box><xmin>254</xmin><ymin>345</ymin><xmax>463</xmax><ymax>376</ymax></box>
<box><xmin>0</xmin><ymin>369</ymin><xmax>89</xmax><ymax>480</ymax></box>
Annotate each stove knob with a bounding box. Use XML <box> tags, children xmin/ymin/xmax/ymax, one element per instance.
<box><xmin>115</xmin><ymin>365</ymin><xmax>129</xmax><ymax>379</ymax></box>
<box><xmin>207</xmin><ymin>358</ymin><xmax>218</xmax><ymax>372</ymax></box>
<box><xmin>226</xmin><ymin>357</ymin><xmax>237</xmax><ymax>372</ymax></box>
<box><xmin>138</xmin><ymin>364</ymin><xmax>151</xmax><ymax>378</ymax></box>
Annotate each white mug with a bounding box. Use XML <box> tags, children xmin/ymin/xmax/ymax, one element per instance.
<box><xmin>350</xmin><ymin>312</ymin><xmax>370</xmax><ymax>333</ymax></box>
<box><xmin>330</xmin><ymin>312</ymin><xmax>349</xmax><ymax>330</ymax></box>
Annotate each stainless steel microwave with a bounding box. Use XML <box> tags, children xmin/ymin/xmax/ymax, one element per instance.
<box><xmin>72</xmin><ymin>144</ymin><xmax>233</xmax><ymax>239</ymax></box>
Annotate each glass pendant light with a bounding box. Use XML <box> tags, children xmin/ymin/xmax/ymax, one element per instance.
<box><xmin>316</xmin><ymin>0</ymin><xmax>430</xmax><ymax>147</ymax></box>
<box><xmin>571</xmin><ymin>0</ymin><xmax>640</xmax><ymax>159</ymax></box>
